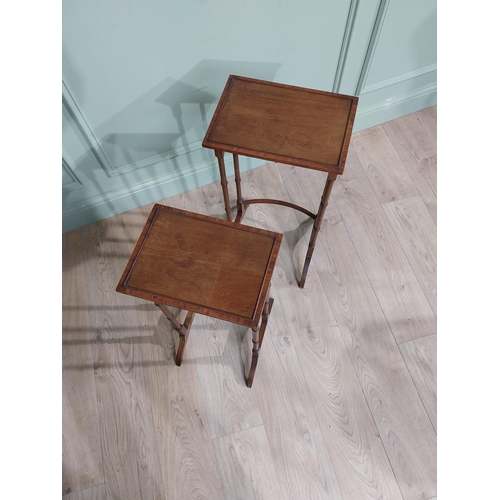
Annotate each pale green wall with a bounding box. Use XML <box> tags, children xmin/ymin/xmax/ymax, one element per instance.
<box><xmin>63</xmin><ymin>0</ymin><xmax>436</xmax><ymax>232</ymax></box>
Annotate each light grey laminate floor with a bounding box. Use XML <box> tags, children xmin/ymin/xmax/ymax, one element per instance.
<box><xmin>62</xmin><ymin>106</ymin><xmax>437</xmax><ymax>500</ymax></box>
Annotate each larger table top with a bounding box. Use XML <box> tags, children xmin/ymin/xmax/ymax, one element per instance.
<box><xmin>202</xmin><ymin>75</ymin><xmax>358</xmax><ymax>174</ymax></box>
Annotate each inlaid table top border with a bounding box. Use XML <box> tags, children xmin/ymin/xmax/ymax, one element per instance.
<box><xmin>202</xmin><ymin>74</ymin><xmax>359</xmax><ymax>174</ymax></box>
<box><xmin>116</xmin><ymin>204</ymin><xmax>282</xmax><ymax>327</ymax></box>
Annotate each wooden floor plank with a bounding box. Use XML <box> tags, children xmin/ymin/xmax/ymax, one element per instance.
<box><xmin>399</xmin><ymin>335</ymin><xmax>437</xmax><ymax>432</ymax></box>
<box><xmin>312</xmin><ymin>219</ymin><xmax>437</xmax><ymax>500</ymax></box>
<box><xmin>350</xmin><ymin>125</ymin><xmax>417</xmax><ymax>204</ymax></box>
<box><xmin>333</xmin><ymin>173</ymin><xmax>436</xmax><ymax>343</ymax></box>
<box><xmin>91</xmin><ymin>342</ymin><xmax>165</xmax><ymax>500</ymax></box>
<box><xmin>62</xmin><ymin>230</ymin><xmax>104</xmax><ymax>496</ymax></box>
<box><xmin>383</xmin><ymin>113</ymin><xmax>437</xmax><ymax>223</ymax></box>
<box><xmin>63</xmin><ymin>484</ymin><xmax>107</xmax><ymax>500</ymax></box>
<box><xmin>191</xmin><ymin>315</ymin><xmax>265</xmax><ymax>438</ymax></box>
<box><xmin>142</xmin><ymin>313</ymin><xmax>225</xmax><ymax>499</ymax></box>
<box><xmin>213</xmin><ymin>426</ymin><xmax>285</xmax><ymax>500</ymax></box>
<box><xmin>81</xmin><ymin>216</ymin><xmax>166</xmax><ymax>500</ymax></box>
<box><xmin>384</xmin><ymin>196</ymin><xmax>437</xmax><ymax>315</ymax></box>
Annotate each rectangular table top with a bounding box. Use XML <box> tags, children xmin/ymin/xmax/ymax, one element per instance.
<box><xmin>116</xmin><ymin>204</ymin><xmax>282</xmax><ymax>327</ymax></box>
<box><xmin>202</xmin><ymin>75</ymin><xmax>358</xmax><ymax>174</ymax></box>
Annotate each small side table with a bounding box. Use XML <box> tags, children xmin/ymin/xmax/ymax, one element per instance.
<box><xmin>202</xmin><ymin>75</ymin><xmax>358</xmax><ymax>288</ymax></box>
<box><xmin>116</xmin><ymin>204</ymin><xmax>282</xmax><ymax>388</ymax></box>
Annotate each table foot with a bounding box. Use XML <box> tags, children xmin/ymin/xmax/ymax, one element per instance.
<box><xmin>298</xmin><ymin>256</ymin><xmax>311</xmax><ymax>289</ymax></box>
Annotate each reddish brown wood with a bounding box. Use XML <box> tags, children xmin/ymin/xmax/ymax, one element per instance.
<box><xmin>299</xmin><ymin>172</ymin><xmax>337</xmax><ymax>288</ymax></box>
<box><xmin>215</xmin><ymin>150</ymin><xmax>232</xmax><ymax>221</ymax></box>
<box><xmin>258</xmin><ymin>296</ymin><xmax>273</xmax><ymax>349</ymax></box>
<box><xmin>155</xmin><ymin>303</ymin><xmax>195</xmax><ymax>366</ymax></box>
<box><xmin>117</xmin><ymin>204</ymin><xmax>281</xmax><ymax>386</ymax></box>
<box><xmin>233</xmin><ymin>153</ymin><xmax>244</xmax><ymax>220</ymax></box>
<box><xmin>247</xmin><ymin>293</ymin><xmax>274</xmax><ymax>388</ymax></box>
<box><xmin>203</xmin><ymin>75</ymin><xmax>358</xmax><ymax>173</ymax></box>
<box><xmin>202</xmin><ymin>75</ymin><xmax>358</xmax><ymax>288</ymax></box>
<box><xmin>241</xmin><ymin>199</ymin><xmax>317</xmax><ymax>220</ymax></box>
<box><xmin>232</xmin><ymin>152</ymin><xmax>317</xmax><ymax>222</ymax></box>
<box><xmin>176</xmin><ymin>310</ymin><xmax>195</xmax><ymax>366</ymax></box>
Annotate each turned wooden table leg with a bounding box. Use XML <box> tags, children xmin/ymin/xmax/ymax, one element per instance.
<box><xmin>155</xmin><ymin>304</ymin><xmax>195</xmax><ymax>366</ymax></box>
<box><xmin>247</xmin><ymin>292</ymin><xmax>274</xmax><ymax>388</ymax></box>
<box><xmin>233</xmin><ymin>153</ymin><xmax>246</xmax><ymax>223</ymax></box>
<box><xmin>215</xmin><ymin>150</ymin><xmax>232</xmax><ymax>221</ymax></box>
<box><xmin>247</xmin><ymin>325</ymin><xmax>260</xmax><ymax>389</ymax></box>
<box><xmin>299</xmin><ymin>172</ymin><xmax>337</xmax><ymax>289</ymax></box>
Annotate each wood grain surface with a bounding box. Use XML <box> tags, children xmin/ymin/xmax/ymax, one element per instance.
<box><xmin>350</xmin><ymin>125</ymin><xmax>417</xmax><ymax>204</ymax></box>
<box><xmin>62</xmin><ymin>484</ymin><xmax>107</xmax><ymax>500</ymax></box>
<box><xmin>400</xmin><ymin>334</ymin><xmax>437</xmax><ymax>432</ymax></box>
<box><xmin>383</xmin><ymin>113</ymin><xmax>437</xmax><ymax>223</ymax></box>
<box><xmin>143</xmin><ymin>316</ymin><xmax>225</xmax><ymax>499</ymax></box>
<box><xmin>191</xmin><ymin>314</ymin><xmax>265</xmax><ymax>438</ymax></box>
<box><xmin>213</xmin><ymin>425</ymin><xmax>285</xmax><ymax>500</ymax></box>
<box><xmin>275</xmin><ymin>166</ymin><xmax>404</xmax><ymax>500</ymax></box>
<box><xmin>313</xmin><ymin>221</ymin><xmax>437</xmax><ymax>500</ymax></box>
<box><xmin>62</xmin><ymin>230</ymin><xmax>104</xmax><ymax>496</ymax></box>
<box><xmin>117</xmin><ymin>204</ymin><xmax>281</xmax><ymax>326</ymax></box>
<box><xmin>82</xmin><ymin>217</ymin><xmax>166</xmax><ymax>500</ymax></box>
<box><xmin>62</xmin><ymin>106</ymin><xmax>437</xmax><ymax>499</ymax></box>
<box><xmin>384</xmin><ymin>196</ymin><xmax>437</xmax><ymax>315</ymax></box>
<box><xmin>203</xmin><ymin>75</ymin><xmax>358</xmax><ymax>173</ymax></box>
<box><xmin>333</xmin><ymin>173</ymin><xmax>436</xmax><ymax>343</ymax></box>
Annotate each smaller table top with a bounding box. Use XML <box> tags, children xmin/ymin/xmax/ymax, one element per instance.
<box><xmin>116</xmin><ymin>204</ymin><xmax>282</xmax><ymax>327</ymax></box>
<box><xmin>202</xmin><ymin>75</ymin><xmax>358</xmax><ymax>174</ymax></box>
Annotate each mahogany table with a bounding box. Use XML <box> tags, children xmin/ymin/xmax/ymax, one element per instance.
<box><xmin>116</xmin><ymin>204</ymin><xmax>282</xmax><ymax>388</ymax></box>
<box><xmin>202</xmin><ymin>75</ymin><xmax>358</xmax><ymax>288</ymax></box>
